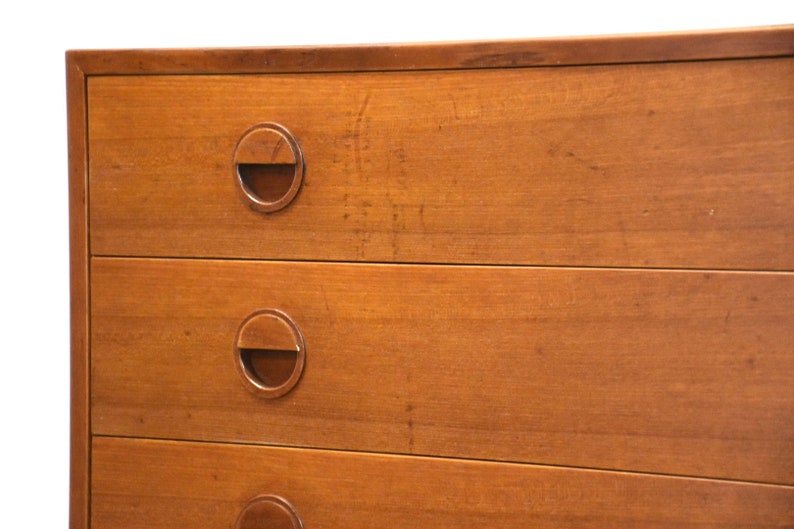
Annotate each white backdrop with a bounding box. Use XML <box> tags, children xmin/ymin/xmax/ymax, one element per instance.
<box><xmin>0</xmin><ymin>1</ymin><xmax>790</xmax><ymax>526</ymax></box>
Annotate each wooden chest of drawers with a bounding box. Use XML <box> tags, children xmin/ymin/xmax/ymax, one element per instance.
<box><xmin>68</xmin><ymin>27</ymin><xmax>794</xmax><ymax>527</ymax></box>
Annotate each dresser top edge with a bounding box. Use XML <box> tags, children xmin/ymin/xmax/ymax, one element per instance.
<box><xmin>65</xmin><ymin>25</ymin><xmax>794</xmax><ymax>76</ymax></box>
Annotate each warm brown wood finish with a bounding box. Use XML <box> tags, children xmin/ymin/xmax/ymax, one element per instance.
<box><xmin>91</xmin><ymin>258</ymin><xmax>794</xmax><ymax>484</ymax></box>
<box><xmin>70</xmin><ymin>25</ymin><xmax>794</xmax><ymax>75</ymax></box>
<box><xmin>87</xmin><ymin>58</ymin><xmax>794</xmax><ymax>268</ymax></box>
<box><xmin>66</xmin><ymin>53</ymin><xmax>90</xmax><ymax>529</ymax></box>
<box><xmin>92</xmin><ymin>437</ymin><xmax>794</xmax><ymax>528</ymax></box>
<box><xmin>70</xmin><ymin>27</ymin><xmax>794</xmax><ymax>528</ymax></box>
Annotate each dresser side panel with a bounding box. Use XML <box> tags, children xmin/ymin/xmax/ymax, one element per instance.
<box><xmin>66</xmin><ymin>51</ymin><xmax>91</xmax><ymax>529</ymax></box>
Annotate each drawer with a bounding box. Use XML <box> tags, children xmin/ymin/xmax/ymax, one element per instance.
<box><xmin>90</xmin><ymin>258</ymin><xmax>794</xmax><ymax>484</ymax></box>
<box><xmin>92</xmin><ymin>436</ymin><xmax>794</xmax><ymax>528</ymax></box>
<box><xmin>87</xmin><ymin>58</ymin><xmax>794</xmax><ymax>269</ymax></box>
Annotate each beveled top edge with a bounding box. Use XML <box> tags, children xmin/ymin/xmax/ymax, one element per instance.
<box><xmin>67</xmin><ymin>25</ymin><xmax>794</xmax><ymax>76</ymax></box>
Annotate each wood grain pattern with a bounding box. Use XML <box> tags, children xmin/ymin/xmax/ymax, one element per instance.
<box><xmin>87</xmin><ymin>57</ymin><xmax>794</xmax><ymax>269</ymax></box>
<box><xmin>68</xmin><ymin>25</ymin><xmax>794</xmax><ymax>75</ymax></box>
<box><xmin>91</xmin><ymin>258</ymin><xmax>794</xmax><ymax>484</ymax></box>
<box><xmin>66</xmin><ymin>53</ymin><xmax>89</xmax><ymax>529</ymax></box>
<box><xmin>71</xmin><ymin>30</ymin><xmax>794</xmax><ymax>528</ymax></box>
<box><xmin>92</xmin><ymin>437</ymin><xmax>794</xmax><ymax>529</ymax></box>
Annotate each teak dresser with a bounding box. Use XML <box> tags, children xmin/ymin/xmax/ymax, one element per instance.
<box><xmin>68</xmin><ymin>27</ymin><xmax>794</xmax><ymax>528</ymax></box>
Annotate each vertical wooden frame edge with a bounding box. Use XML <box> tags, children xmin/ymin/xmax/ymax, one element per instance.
<box><xmin>66</xmin><ymin>50</ymin><xmax>90</xmax><ymax>529</ymax></box>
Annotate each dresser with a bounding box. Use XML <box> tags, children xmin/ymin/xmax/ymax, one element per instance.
<box><xmin>67</xmin><ymin>27</ymin><xmax>794</xmax><ymax>527</ymax></box>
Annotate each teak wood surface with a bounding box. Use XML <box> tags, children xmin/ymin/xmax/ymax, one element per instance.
<box><xmin>91</xmin><ymin>258</ymin><xmax>794</xmax><ymax>485</ymax></box>
<box><xmin>87</xmin><ymin>57</ymin><xmax>793</xmax><ymax>269</ymax></box>
<box><xmin>92</xmin><ymin>437</ymin><xmax>794</xmax><ymax>528</ymax></box>
<box><xmin>68</xmin><ymin>25</ymin><xmax>794</xmax><ymax>75</ymax></box>
<box><xmin>68</xmin><ymin>27</ymin><xmax>794</xmax><ymax>529</ymax></box>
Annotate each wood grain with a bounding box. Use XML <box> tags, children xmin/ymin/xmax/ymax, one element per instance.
<box><xmin>66</xmin><ymin>52</ymin><xmax>89</xmax><ymax>529</ymax></box>
<box><xmin>87</xmin><ymin>57</ymin><xmax>794</xmax><ymax>269</ymax></box>
<box><xmin>92</xmin><ymin>437</ymin><xmax>794</xmax><ymax>529</ymax></box>
<box><xmin>71</xmin><ymin>30</ymin><xmax>794</xmax><ymax>528</ymax></box>
<box><xmin>68</xmin><ymin>25</ymin><xmax>794</xmax><ymax>75</ymax></box>
<box><xmin>91</xmin><ymin>258</ymin><xmax>794</xmax><ymax>484</ymax></box>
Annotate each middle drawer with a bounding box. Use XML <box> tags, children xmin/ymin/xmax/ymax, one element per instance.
<box><xmin>91</xmin><ymin>258</ymin><xmax>793</xmax><ymax>484</ymax></box>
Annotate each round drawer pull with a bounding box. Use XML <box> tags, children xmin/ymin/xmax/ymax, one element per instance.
<box><xmin>234</xmin><ymin>309</ymin><xmax>306</xmax><ymax>398</ymax></box>
<box><xmin>233</xmin><ymin>123</ymin><xmax>305</xmax><ymax>213</ymax></box>
<box><xmin>236</xmin><ymin>495</ymin><xmax>304</xmax><ymax>529</ymax></box>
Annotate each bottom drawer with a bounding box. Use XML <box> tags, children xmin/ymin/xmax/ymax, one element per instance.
<box><xmin>92</xmin><ymin>437</ymin><xmax>793</xmax><ymax>528</ymax></box>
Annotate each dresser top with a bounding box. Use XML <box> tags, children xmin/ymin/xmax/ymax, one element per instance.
<box><xmin>67</xmin><ymin>25</ymin><xmax>794</xmax><ymax>75</ymax></box>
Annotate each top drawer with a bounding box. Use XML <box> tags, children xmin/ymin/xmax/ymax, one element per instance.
<box><xmin>87</xmin><ymin>57</ymin><xmax>794</xmax><ymax>269</ymax></box>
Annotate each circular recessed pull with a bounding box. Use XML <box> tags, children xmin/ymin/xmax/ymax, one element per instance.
<box><xmin>235</xmin><ymin>495</ymin><xmax>304</xmax><ymax>529</ymax></box>
<box><xmin>234</xmin><ymin>309</ymin><xmax>306</xmax><ymax>398</ymax></box>
<box><xmin>233</xmin><ymin>123</ymin><xmax>305</xmax><ymax>213</ymax></box>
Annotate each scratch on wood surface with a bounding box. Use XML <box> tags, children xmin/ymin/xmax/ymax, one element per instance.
<box><xmin>449</xmin><ymin>92</ymin><xmax>460</xmax><ymax>121</ymax></box>
<box><xmin>270</xmin><ymin>136</ymin><xmax>287</xmax><ymax>163</ymax></box>
<box><xmin>354</xmin><ymin>92</ymin><xmax>371</xmax><ymax>176</ymax></box>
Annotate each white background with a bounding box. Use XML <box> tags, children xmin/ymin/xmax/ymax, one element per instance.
<box><xmin>0</xmin><ymin>1</ymin><xmax>790</xmax><ymax>526</ymax></box>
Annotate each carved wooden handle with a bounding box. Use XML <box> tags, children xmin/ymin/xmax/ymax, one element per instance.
<box><xmin>233</xmin><ymin>123</ymin><xmax>304</xmax><ymax>213</ymax></box>
<box><xmin>234</xmin><ymin>309</ymin><xmax>306</xmax><ymax>398</ymax></box>
<box><xmin>235</xmin><ymin>495</ymin><xmax>304</xmax><ymax>529</ymax></box>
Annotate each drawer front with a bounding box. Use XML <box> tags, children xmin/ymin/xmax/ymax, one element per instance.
<box><xmin>91</xmin><ymin>258</ymin><xmax>794</xmax><ymax>484</ymax></box>
<box><xmin>87</xmin><ymin>58</ymin><xmax>794</xmax><ymax>269</ymax></box>
<box><xmin>92</xmin><ymin>437</ymin><xmax>794</xmax><ymax>528</ymax></box>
